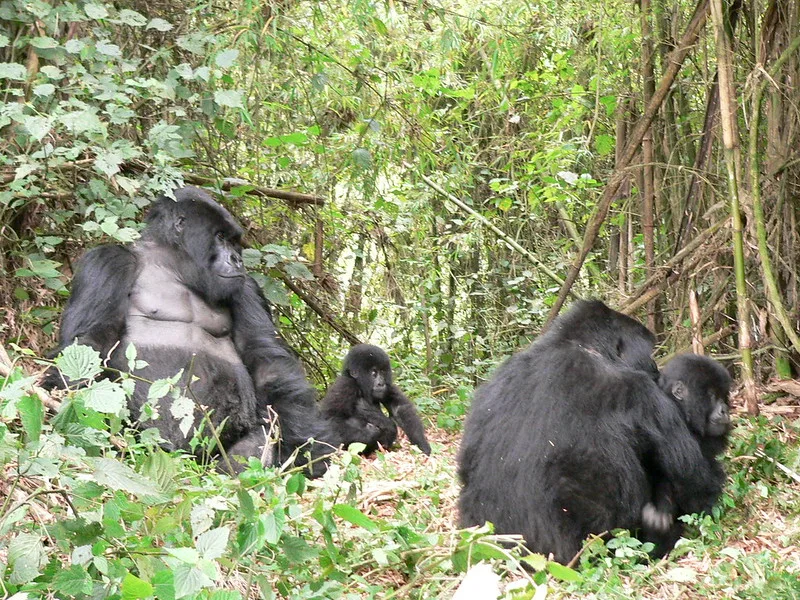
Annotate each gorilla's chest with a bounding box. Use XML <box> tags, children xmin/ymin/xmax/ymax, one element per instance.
<box><xmin>125</xmin><ymin>259</ymin><xmax>238</xmax><ymax>362</ymax></box>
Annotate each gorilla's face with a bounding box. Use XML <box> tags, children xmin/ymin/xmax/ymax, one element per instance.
<box><xmin>177</xmin><ymin>201</ymin><xmax>246</xmax><ymax>302</ymax></box>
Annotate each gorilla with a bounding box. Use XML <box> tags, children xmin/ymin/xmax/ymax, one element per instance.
<box><xmin>321</xmin><ymin>344</ymin><xmax>431</xmax><ymax>455</ymax></box>
<box><xmin>643</xmin><ymin>354</ymin><xmax>732</xmax><ymax>552</ymax></box>
<box><xmin>457</xmin><ymin>300</ymin><xmax>722</xmax><ymax>564</ymax></box>
<box><xmin>44</xmin><ymin>186</ymin><xmax>337</xmax><ymax>476</ymax></box>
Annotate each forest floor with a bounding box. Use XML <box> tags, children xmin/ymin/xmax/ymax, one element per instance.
<box><xmin>351</xmin><ymin>387</ymin><xmax>800</xmax><ymax>599</ymax></box>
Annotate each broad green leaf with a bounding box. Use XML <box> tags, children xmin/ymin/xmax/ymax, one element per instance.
<box><xmin>30</xmin><ymin>37</ymin><xmax>58</xmax><ymax>49</ymax></box>
<box><xmin>172</xmin><ymin>564</ymin><xmax>213</xmax><ymax>599</ymax></box>
<box><xmin>215</xmin><ymin>49</ymin><xmax>239</xmax><ymax>69</ymax></box>
<box><xmin>352</xmin><ymin>148</ymin><xmax>372</xmax><ymax>169</ymax></box>
<box><xmin>332</xmin><ymin>504</ymin><xmax>379</xmax><ymax>532</ymax></box>
<box><xmin>52</xmin><ymin>564</ymin><xmax>93</xmax><ymax>596</ymax></box>
<box><xmin>89</xmin><ymin>458</ymin><xmax>163</xmax><ymax>498</ymax></box>
<box><xmin>118</xmin><ymin>9</ymin><xmax>147</xmax><ymax>26</ymax></box>
<box><xmin>84</xmin><ymin>3</ymin><xmax>109</xmax><ymax>19</ymax></box>
<box><xmin>214</xmin><ymin>90</ymin><xmax>244</xmax><ymax>108</ymax></box>
<box><xmin>196</xmin><ymin>527</ymin><xmax>230</xmax><ymax>560</ymax></box>
<box><xmin>0</xmin><ymin>63</ymin><xmax>27</xmax><ymax>81</ymax></box>
<box><xmin>32</xmin><ymin>84</ymin><xmax>55</xmax><ymax>97</ymax></box>
<box><xmin>96</xmin><ymin>41</ymin><xmax>122</xmax><ymax>57</ymax></box>
<box><xmin>0</xmin><ymin>34</ymin><xmax>8</xmax><ymax>48</ymax></box>
<box><xmin>147</xmin><ymin>18</ymin><xmax>173</xmax><ymax>32</ymax></box>
<box><xmin>547</xmin><ymin>561</ymin><xmax>582</xmax><ymax>583</ymax></box>
<box><xmin>82</xmin><ymin>379</ymin><xmax>127</xmax><ymax>415</ymax></box>
<box><xmin>165</xmin><ymin>547</ymin><xmax>200</xmax><ymax>564</ymax></box>
<box><xmin>56</xmin><ymin>344</ymin><xmax>102</xmax><ymax>381</ymax></box>
<box><xmin>122</xmin><ymin>572</ymin><xmax>154</xmax><ymax>600</ymax></box>
<box><xmin>8</xmin><ymin>532</ymin><xmax>47</xmax><ymax>584</ymax></box>
<box><xmin>281</xmin><ymin>535</ymin><xmax>318</xmax><ymax>564</ymax></box>
<box><xmin>17</xmin><ymin>394</ymin><xmax>43</xmax><ymax>442</ymax></box>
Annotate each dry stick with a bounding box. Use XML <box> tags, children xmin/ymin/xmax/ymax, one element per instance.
<box><xmin>619</xmin><ymin>218</ymin><xmax>727</xmax><ymax>313</ymax></box>
<box><xmin>748</xmin><ymin>34</ymin><xmax>800</xmax><ymax>356</ymax></box>
<box><xmin>659</xmin><ymin>326</ymin><xmax>735</xmax><ymax>364</ymax></box>
<box><xmin>544</xmin><ymin>0</ymin><xmax>711</xmax><ymax>327</ymax></box>
<box><xmin>419</xmin><ymin>174</ymin><xmax>575</xmax><ymax>295</ymax></box>
<box><xmin>182</xmin><ymin>173</ymin><xmax>325</xmax><ymax>207</ymax></box>
<box><xmin>278</xmin><ymin>274</ymin><xmax>361</xmax><ymax>345</ymax></box>
<box><xmin>710</xmin><ymin>0</ymin><xmax>758</xmax><ymax>415</ymax></box>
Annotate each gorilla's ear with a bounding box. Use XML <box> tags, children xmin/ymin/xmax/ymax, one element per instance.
<box><xmin>670</xmin><ymin>380</ymin><xmax>688</xmax><ymax>401</ymax></box>
<box><xmin>174</xmin><ymin>214</ymin><xmax>185</xmax><ymax>234</ymax></box>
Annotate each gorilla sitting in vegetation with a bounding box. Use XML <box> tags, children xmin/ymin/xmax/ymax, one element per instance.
<box><xmin>44</xmin><ymin>186</ymin><xmax>337</xmax><ymax>476</ymax></box>
<box><xmin>321</xmin><ymin>344</ymin><xmax>431</xmax><ymax>455</ymax></box>
<box><xmin>458</xmin><ymin>300</ymin><xmax>721</xmax><ymax>564</ymax></box>
<box><xmin>643</xmin><ymin>353</ymin><xmax>733</xmax><ymax>553</ymax></box>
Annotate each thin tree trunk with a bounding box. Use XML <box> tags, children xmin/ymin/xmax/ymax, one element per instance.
<box><xmin>641</xmin><ymin>0</ymin><xmax>657</xmax><ymax>333</ymax></box>
<box><xmin>545</xmin><ymin>0</ymin><xmax>711</xmax><ymax>327</ymax></box>
<box><xmin>710</xmin><ymin>0</ymin><xmax>758</xmax><ymax>415</ymax></box>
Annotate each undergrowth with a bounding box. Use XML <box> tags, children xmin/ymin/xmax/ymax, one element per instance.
<box><xmin>1</xmin><ymin>358</ymin><xmax>800</xmax><ymax>599</ymax></box>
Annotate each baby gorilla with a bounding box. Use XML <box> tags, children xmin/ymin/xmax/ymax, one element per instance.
<box><xmin>643</xmin><ymin>354</ymin><xmax>732</xmax><ymax>553</ymax></box>
<box><xmin>321</xmin><ymin>344</ymin><xmax>431</xmax><ymax>455</ymax></box>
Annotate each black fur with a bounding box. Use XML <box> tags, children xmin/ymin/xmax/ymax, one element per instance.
<box><xmin>643</xmin><ymin>354</ymin><xmax>732</xmax><ymax>552</ymax></box>
<box><xmin>321</xmin><ymin>344</ymin><xmax>431</xmax><ymax>455</ymax></box>
<box><xmin>457</xmin><ymin>300</ymin><xmax>720</xmax><ymax>564</ymax></box>
<box><xmin>44</xmin><ymin>186</ymin><xmax>337</xmax><ymax>476</ymax></box>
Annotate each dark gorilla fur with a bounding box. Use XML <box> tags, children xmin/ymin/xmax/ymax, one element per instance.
<box><xmin>44</xmin><ymin>186</ymin><xmax>337</xmax><ymax>476</ymax></box>
<box><xmin>321</xmin><ymin>344</ymin><xmax>431</xmax><ymax>455</ymax></box>
<box><xmin>457</xmin><ymin>300</ymin><xmax>721</xmax><ymax>564</ymax></box>
<box><xmin>643</xmin><ymin>354</ymin><xmax>732</xmax><ymax>552</ymax></box>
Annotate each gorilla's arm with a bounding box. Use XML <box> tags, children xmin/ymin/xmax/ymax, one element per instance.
<box><xmin>44</xmin><ymin>245</ymin><xmax>138</xmax><ymax>386</ymax></box>
<box><xmin>383</xmin><ymin>386</ymin><xmax>431</xmax><ymax>455</ymax></box>
<box><xmin>230</xmin><ymin>278</ymin><xmax>337</xmax><ymax>473</ymax></box>
<box><xmin>323</xmin><ymin>377</ymin><xmax>397</xmax><ymax>451</ymax></box>
<box><xmin>639</xmin><ymin>386</ymin><xmax>722</xmax><ymax>516</ymax></box>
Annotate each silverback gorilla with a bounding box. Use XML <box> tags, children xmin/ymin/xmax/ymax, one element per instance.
<box><xmin>457</xmin><ymin>300</ymin><xmax>722</xmax><ymax>563</ymax></box>
<box><xmin>321</xmin><ymin>344</ymin><xmax>431</xmax><ymax>455</ymax></box>
<box><xmin>45</xmin><ymin>187</ymin><xmax>337</xmax><ymax>476</ymax></box>
<box><xmin>643</xmin><ymin>354</ymin><xmax>732</xmax><ymax>552</ymax></box>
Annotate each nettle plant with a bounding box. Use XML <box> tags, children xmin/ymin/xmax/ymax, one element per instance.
<box><xmin>0</xmin><ymin>2</ymin><xmax>247</xmax><ymax>310</ymax></box>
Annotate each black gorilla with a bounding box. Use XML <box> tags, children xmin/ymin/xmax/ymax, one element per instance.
<box><xmin>321</xmin><ymin>344</ymin><xmax>431</xmax><ymax>455</ymax></box>
<box><xmin>643</xmin><ymin>354</ymin><xmax>732</xmax><ymax>551</ymax></box>
<box><xmin>44</xmin><ymin>187</ymin><xmax>336</xmax><ymax>476</ymax></box>
<box><xmin>457</xmin><ymin>300</ymin><xmax>721</xmax><ymax>564</ymax></box>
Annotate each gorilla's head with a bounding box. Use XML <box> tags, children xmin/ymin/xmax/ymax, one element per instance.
<box><xmin>144</xmin><ymin>186</ymin><xmax>246</xmax><ymax>303</ymax></box>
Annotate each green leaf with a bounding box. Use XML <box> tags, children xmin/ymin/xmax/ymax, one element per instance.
<box><xmin>56</xmin><ymin>343</ymin><xmax>103</xmax><ymax>381</ymax></box>
<box><xmin>352</xmin><ymin>148</ymin><xmax>372</xmax><ymax>169</ymax></box>
<box><xmin>89</xmin><ymin>458</ymin><xmax>163</xmax><ymax>498</ymax></box>
<box><xmin>332</xmin><ymin>504</ymin><xmax>379</xmax><ymax>532</ymax></box>
<box><xmin>96</xmin><ymin>41</ymin><xmax>122</xmax><ymax>57</ymax></box>
<box><xmin>547</xmin><ymin>561</ymin><xmax>582</xmax><ymax>583</ymax></box>
<box><xmin>262</xmin><ymin>511</ymin><xmax>282</xmax><ymax>545</ymax></box>
<box><xmin>30</xmin><ymin>36</ymin><xmax>58</xmax><ymax>49</ymax></box>
<box><xmin>196</xmin><ymin>527</ymin><xmax>230</xmax><ymax>560</ymax></box>
<box><xmin>52</xmin><ymin>564</ymin><xmax>93</xmax><ymax>596</ymax></box>
<box><xmin>147</xmin><ymin>18</ymin><xmax>174</xmax><ymax>32</ymax></box>
<box><xmin>214</xmin><ymin>90</ymin><xmax>244</xmax><ymax>109</ymax></box>
<box><xmin>118</xmin><ymin>9</ymin><xmax>147</xmax><ymax>26</ymax></box>
<box><xmin>18</xmin><ymin>394</ymin><xmax>43</xmax><ymax>442</ymax></box>
<box><xmin>165</xmin><ymin>547</ymin><xmax>200</xmax><ymax>564</ymax></box>
<box><xmin>82</xmin><ymin>379</ymin><xmax>127</xmax><ymax>415</ymax></box>
<box><xmin>0</xmin><ymin>63</ymin><xmax>28</xmax><ymax>81</ymax></box>
<box><xmin>84</xmin><ymin>3</ymin><xmax>109</xmax><ymax>19</ymax></box>
<box><xmin>172</xmin><ymin>564</ymin><xmax>213</xmax><ymax>599</ymax></box>
<box><xmin>122</xmin><ymin>572</ymin><xmax>154</xmax><ymax>600</ymax></box>
<box><xmin>281</xmin><ymin>535</ymin><xmax>318</xmax><ymax>564</ymax></box>
<box><xmin>8</xmin><ymin>532</ymin><xmax>47</xmax><ymax>584</ymax></box>
<box><xmin>594</xmin><ymin>134</ymin><xmax>615</xmax><ymax>157</ymax></box>
<box><xmin>32</xmin><ymin>83</ymin><xmax>55</xmax><ymax>97</ymax></box>
<box><xmin>215</xmin><ymin>50</ymin><xmax>239</xmax><ymax>69</ymax></box>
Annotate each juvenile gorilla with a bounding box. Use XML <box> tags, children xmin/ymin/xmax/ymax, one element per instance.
<box><xmin>45</xmin><ymin>187</ymin><xmax>336</xmax><ymax>476</ymax></box>
<box><xmin>457</xmin><ymin>300</ymin><xmax>721</xmax><ymax>564</ymax></box>
<box><xmin>321</xmin><ymin>344</ymin><xmax>431</xmax><ymax>455</ymax></box>
<box><xmin>643</xmin><ymin>354</ymin><xmax>732</xmax><ymax>552</ymax></box>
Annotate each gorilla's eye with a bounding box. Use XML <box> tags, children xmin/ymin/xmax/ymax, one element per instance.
<box><xmin>215</xmin><ymin>231</ymin><xmax>225</xmax><ymax>241</ymax></box>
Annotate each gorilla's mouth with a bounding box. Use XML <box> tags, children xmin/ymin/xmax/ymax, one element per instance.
<box><xmin>218</xmin><ymin>273</ymin><xmax>245</xmax><ymax>279</ymax></box>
